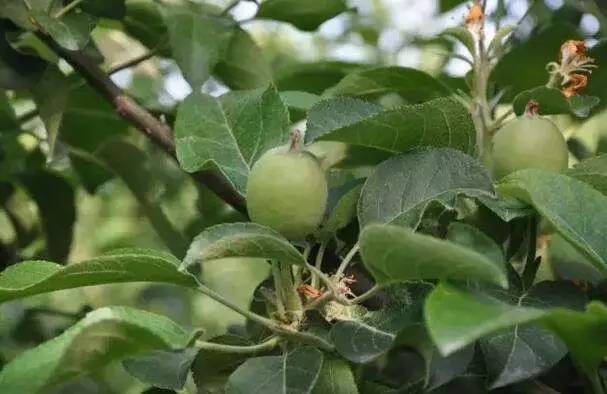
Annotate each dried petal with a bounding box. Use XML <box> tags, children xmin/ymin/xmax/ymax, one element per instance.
<box><xmin>465</xmin><ymin>3</ymin><xmax>484</xmax><ymax>31</ymax></box>
<box><xmin>562</xmin><ymin>73</ymin><xmax>588</xmax><ymax>97</ymax></box>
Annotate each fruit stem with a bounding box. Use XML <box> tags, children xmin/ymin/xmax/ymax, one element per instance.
<box><xmin>280</xmin><ymin>262</ymin><xmax>303</xmax><ymax>321</ymax></box>
<box><xmin>521</xmin><ymin>215</ymin><xmax>540</xmax><ymax>290</ymax></box>
<box><xmin>311</xmin><ymin>241</ymin><xmax>327</xmax><ymax>289</ymax></box>
<box><xmin>53</xmin><ymin>0</ymin><xmax>84</xmax><ymax>18</ymax></box>
<box><xmin>335</xmin><ymin>242</ymin><xmax>360</xmax><ymax>278</ymax></box>
<box><xmin>350</xmin><ymin>284</ymin><xmax>382</xmax><ymax>304</ymax></box>
<box><xmin>524</xmin><ymin>100</ymin><xmax>540</xmax><ymax>116</ymax></box>
<box><xmin>271</xmin><ymin>262</ymin><xmax>287</xmax><ymax>320</ymax></box>
<box><xmin>289</xmin><ymin>130</ymin><xmax>303</xmax><ymax>152</ymax></box>
<box><xmin>193</xmin><ymin>275</ymin><xmax>334</xmax><ymax>351</ymax></box>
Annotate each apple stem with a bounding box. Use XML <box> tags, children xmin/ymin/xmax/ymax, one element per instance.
<box><xmin>289</xmin><ymin>130</ymin><xmax>303</xmax><ymax>152</ymax></box>
<box><xmin>525</xmin><ymin>100</ymin><xmax>540</xmax><ymax>116</ymax></box>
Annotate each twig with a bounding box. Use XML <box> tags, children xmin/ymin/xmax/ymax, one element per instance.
<box><xmin>490</xmin><ymin>107</ymin><xmax>515</xmax><ymax>132</ymax></box>
<box><xmin>522</xmin><ymin>215</ymin><xmax>540</xmax><ymax>290</ymax></box>
<box><xmin>194</xmin><ymin>280</ymin><xmax>333</xmax><ymax>351</ymax></box>
<box><xmin>27</xmin><ymin>306</ymin><xmax>84</xmax><ymax>319</ymax></box>
<box><xmin>350</xmin><ymin>284</ymin><xmax>382</xmax><ymax>304</ymax></box>
<box><xmin>311</xmin><ymin>241</ymin><xmax>326</xmax><ymax>289</ymax></box>
<box><xmin>271</xmin><ymin>262</ymin><xmax>287</xmax><ymax>319</ymax></box>
<box><xmin>54</xmin><ymin>0</ymin><xmax>84</xmax><ymax>18</ymax></box>
<box><xmin>21</xmin><ymin>0</ymin><xmax>32</xmax><ymax>11</ymax></box>
<box><xmin>35</xmin><ymin>31</ymin><xmax>247</xmax><ymax>214</ymax></box>
<box><xmin>307</xmin><ymin>263</ymin><xmax>342</xmax><ymax>299</ymax></box>
<box><xmin>108</xmin><ymin>46</ymin><xmax>164</xmax><ymax>75</ymax></box>
<box><xmin>195</xmin><ymin>336</ymin><xmax>280</xmax><ymax>354</ymax></box>
<box><xmin>498</xmin><ymin>0</ymin><xmax>537</xmax><ymax>55</ymax></box>
<box><xmin>335</xmin><ymin>242</ymin><xmax>359</xmax><ymax>277</ymax></box>
<box><xmin>304</xmin><ymin>291</ymin><xmax>333</xmax><ymax>311</ymax></box>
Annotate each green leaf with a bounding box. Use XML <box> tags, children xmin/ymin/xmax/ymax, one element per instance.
<box><xmin>0</xmin><ymin>0</ymin><xmax>55</xmax><ymax>28</ymax></box>
<box><xmin>124</xmin><ymin>0</ymin><xmax>168</xmax><ymax>51</ymax></box>
<box><xmin>425</xmin><ymin>345</ymin><xmax>475</xmax><ymax>390</ymax></box>
<box><xmin>98</xmin><ymin>140</ymin><xmax>189</xmax><ymax>257</ymax></box>
<box><xmin>0</xmin><ymin>306</ymin><xmax>193</xmax><ymax>394</ymax></box>
<box><xmin>0</xmin><ymin>92</ymin><xmax>18</xmax><ymax>132</ymax></box>
<box><xmin>214</xmin><ymin>28</ymin><xmax>272</xmax><ymax>90</ymax></box>
<box><xmin>182</xmin><ymin>223</ymin><xmax>305</xmax><ymax>269</ymax></box>
<box><xmin>82</xmin><ymin>0</ymin><xmax>125</xmax><ymax>19</ymax></box>
<box><xmin>305</xmin><ymin>97</ymin><xmax>476</xmax><ymax>155</ymax></box>
<box><xmin>586</xmin><ymin>40</ymin><xmax>607</xmax><ymax>111</ymax></box>
<box><xmin>330</xmin><ymin>320</ymin><xmax>395</xmax><ymax>363</ymax></box>
<box><xmin>316</xmin><ymin>180</ymin><xmax>363</xmax><ymax>240</ymax></box>
<box><xmin>192</xmin><ymin>335</ymin><xmax>253</xmax><ymax>393</ymax></box>
<box><xmin>58</xmin><ymin>84</ymin><xmax>127</xmax><ymax>191</ymax></box>
<box><xmin>161</xmin><ymin>5</ymin><xmax>234</xmax><ymax>87</ymax></box>
<box><xmin>31</xmin><ymin>67</ymin><xmax>70</xmax><ymax>164</ymax></box>
<box><xmin>19</xmin><ymin>170</ymin><xmax>75</xmax><ymax>261</ymax></box>
<box><xmin>325</xmin><ymin>66</ymin><xmax>451</xmax><ymax>103</ymax></box>
<box><xmin>275</xmin><ymin>61</ymin><xmax>364</xmax><ymax>95</ymax></box>
<box><xmin>446</xmin><ymin>222</ymin><xmax>505</xmax><ymax>264</ymax></box>
<box><xmin>488</xmin><ymin>25</ymin><xmax>516</xmax><ymax>57</ymax></box>
<box><xmin>330</xmin><ymin>283</ymin><xmax>433</xmax><ymax>365</ymax></box>
<box><xmin>567</xmin><ymin>155</ymin><xmax>607</xmax><ymax>195</ymax></box>
<box><xmin>512</xmin><ymin>86</ymin><xmax>599</xmax><ymax>118</ymax></box>
<box><xmin>0</xmin><ymin>21</ymin><xmax>46</xmax><ymax>90</ymax></box>
<box><xmin>549</xmin><ymin>233</ymin><xmax>604</xmax><ymax>285</ymax></box>
<box><xmin>31</xmin><ymin>10</ymin><xmax>96</xmax><ymax>51</ymax></box>
<box><xmin>425</xmin><ymin>283</ymin><xmax>607</xmax><ymax>378</ymax></box>
<box><xmin>439</xmin><ymin>0</ymin><xmax>467</xmax><ymax>12</ymax></box>
<box><xmin>281</xmin><ymin>91</ymin><xmax>322</xmax><ymax>112</ymax></box>
<box><xmin>359</xmin><ymin>224</ymin><xmax>508</xmax><ymax>287</ymax></box>
<box><xmin>0</xmin><ymin>248</ymin><xmax>196</xmax><ymax>304</ymax></box>
<box><xmin>60</xmin><ymin>84</ymin><xmax>128</xmax><ymax>152</ymax></box>
<box><xmin>358</xmin><ymin>149</ymin><xmax>494</xmax><ymax>228</ymax></box>
<box><xmin>497</xmin><ymin>169</ymin><xmax>607</xmax><ymax>274</ymax></box>
<box><xmin>312</xmin><ymin>356</ymin><xmax>358</xmax><ymax>394</ymax></box>
<box><xmin>477</xmin><ymin>195</ymin><xmax>534</xmax><ymax>222</ymax></box>
<box><xmin>542</xmin><ymin>302</ymin><xmax>607</xmax><ymax>377</ymax></box>
<box><xmin>281</xmin><ymin>91</ymin><xmax>322</xmax><ymax>122</ymax></box>
<box><xmin>479</xmin><ymin>282</ymin><xmax>585</xmax><ymax>388</ymax></box>
<box><xmin>226</xmin><ymin>347</ymin><xmax>323</xmax><ymax>393</ymax></box>
<box><xmin>174</xmin><ymin>85</ymin><xmax>290</xmax><ymax>194</ymax></box>
<box><xmin>425</xmin><ymin>283</ymin><xmax>546</xmax><ymax>356</ymax></box>
<box><xmin>256</xmin><ymin>0</ymin><xmax>349</xmax><ymax>31</ymax></box>
<box><xmin>441</xmin><ymin>27</ymin><xmax>475</xmax><ymax>56</ymax></box>
<box><xmin>123</xmin><ymin>348</ymin><xmax>198</xmax><ymax>390</ymax></box>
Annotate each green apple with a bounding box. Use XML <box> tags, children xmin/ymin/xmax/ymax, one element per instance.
<box><xmin>491</xmin><ymin>115</ymin><xmax>568</xmax><ymax>179</ymax></box>
<box><xmin>247</xmin><ymin>145</ymin><xmax>328</xmax><ymax>239</ymax></box>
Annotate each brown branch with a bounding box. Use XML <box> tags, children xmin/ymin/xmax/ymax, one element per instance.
<box><xmin>36</xmin><ymin>32</ymin><xmax>247</xmax><ymax>214</ymax></box>
<box><xmin>107</xmin><ymin>42</ymin><xmax>166</xmax><ymax>76</ymax></box>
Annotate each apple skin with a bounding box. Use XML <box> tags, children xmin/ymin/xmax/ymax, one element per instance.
<box><xmin>246</xmin><ymin>147</ymin><xmax>328</xmax><ymax>240</ymax></box>
<box><xmin>491</xmin><ymin>115</ymin><xmax>568</xmax><ymax>179</ymax></box>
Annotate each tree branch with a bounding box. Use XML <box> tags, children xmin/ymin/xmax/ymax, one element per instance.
<box><xmin>36</xmin><ymin>32</ymin><xmax>247</xmax><ymax>214</ymax></box>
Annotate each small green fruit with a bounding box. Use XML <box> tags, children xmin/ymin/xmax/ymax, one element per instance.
<box><xmin>491</xmin><ymin>115</ymin><xmax>568</xmax><ymax>179</ymax></box>
<box><xmin>247</xmin><ymin>145</ymin><xmax>328</xmax><ymax>239</ymax></box>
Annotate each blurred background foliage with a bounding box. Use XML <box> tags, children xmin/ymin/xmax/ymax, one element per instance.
<box><xmin>1</xmin><ymin>0</ymin><xmax>606</xmax><ymax>392</ymax></box>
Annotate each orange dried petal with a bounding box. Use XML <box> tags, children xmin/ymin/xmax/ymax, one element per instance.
<box><xmin>465</xmin><ymin>3</ymin><xmax>484</xmax><ymax>28</ymax></box>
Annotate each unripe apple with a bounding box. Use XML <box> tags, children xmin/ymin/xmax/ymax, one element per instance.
<box><xmin>246</xmin><ymin>140</ymin><xmax>328</xmax><ymax>240</ymax></box>
<box><xmin>491</xmin><ymin>115</ymin><xmax>568</xmax><ymax>179</ymax></box>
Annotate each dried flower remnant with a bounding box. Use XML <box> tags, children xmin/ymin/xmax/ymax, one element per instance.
<box><xmin>336</xmin><ymin>274</ymin><xmax>357</xmax><ymax>298</ymax></box>
<box><xmin>465</xmin><ymin>2</ymin><xmax>485</xmax><ymax>34</ymax></box>
<box><xmin>547</xmin><ymin>40</ymin><xmax>597</xmax><ymax>96</ymax></box>
<box><xmin>297</xmin><ymin>284</ymin><xmax>323</xmax><ymax>299</ymax></box>
<box><xmin>562</xmin><ymin>74</ymin><xmax>589</xmax><ymax>98</ymax></box>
